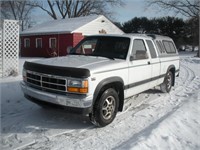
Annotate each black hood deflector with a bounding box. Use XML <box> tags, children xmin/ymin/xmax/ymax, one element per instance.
<box><xmin>24</xmin><ymin>61</ymin><xmax>90</xmax><ymax>78</ymax></box>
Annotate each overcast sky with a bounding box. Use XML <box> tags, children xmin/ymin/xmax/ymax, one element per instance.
<box><xmin>113</xmin><ymin>0</ymin><xmax>185</xmax><ymax>23</ymax></box>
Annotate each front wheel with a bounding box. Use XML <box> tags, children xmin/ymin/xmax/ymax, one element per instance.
<box><xmin>160</xmin><ymin>71</ymin><xmax>173</xmax><ymax>93</ymax></box>
<box><xmin>89</xmin><ymin>88</ymin><xmax>119</xmax><ymax>127</ymax></box>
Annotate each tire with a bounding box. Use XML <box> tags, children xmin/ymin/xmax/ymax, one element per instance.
<box><xmin>89</xmin><ymin>88</ymin><xmax>119</xmax><ymax>127</ymax></box>
<box><xmin>160</xmin><ymin>71</ymin><xmax>173</xmax><ymax>93</ymax></box>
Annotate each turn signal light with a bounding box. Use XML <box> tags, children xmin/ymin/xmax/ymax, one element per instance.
<box><xmin>67</xmin><ymin>87</ymin><xmax>88</xmax><ymax>94</ymax></box>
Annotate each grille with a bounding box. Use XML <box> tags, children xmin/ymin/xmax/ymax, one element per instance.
<box><xmin>26</xmin><ymin>71</ymin><xmax>66</xmax><ymax>92</ymax></box>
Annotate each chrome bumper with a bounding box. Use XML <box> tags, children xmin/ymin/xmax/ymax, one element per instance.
<box><xmin>21</xmin><ymin>81</ymin><xmax>93</xmax><ymax>108</ymax></box>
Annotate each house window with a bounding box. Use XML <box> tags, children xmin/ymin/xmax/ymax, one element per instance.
<box><xmin>49</xmin><ymin>38</ymin><xmax>56</xmax><ymax>49</ymax></box>
<box><xmin>24</xmin><ymin>38</ymin><xmax>30</xmax><ymax>48</ymax></box>
<box><xmin>36</xmin><ymin>38</ymin><xmax>42</xmax><ymax>48</ymax></box>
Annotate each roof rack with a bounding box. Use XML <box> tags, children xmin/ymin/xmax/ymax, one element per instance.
<box><xmin>123</xmin><ymin>33</ymin><xmax>171</xmax><ymax>40</ymax></box>
<box><xmin>146</xmin><ymin>34</ymin><xmax>156</xmax><ymax>39</ymax></box>
<box><xmin>146</xmin><ymin>34</ymin><xmax>171</xmax><ymax>39</ymax></box>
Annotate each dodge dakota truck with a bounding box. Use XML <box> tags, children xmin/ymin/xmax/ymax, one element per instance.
<box><xmin>21</xmin><ymin>34</ymin><xmax>180</xmax><ymax>127</ymax></box>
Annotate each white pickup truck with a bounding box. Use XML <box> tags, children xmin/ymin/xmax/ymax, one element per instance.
<box><xmin>21</xmin><ymin>34</ymin><xmax>180</xmax><ymax>127</ymax></box>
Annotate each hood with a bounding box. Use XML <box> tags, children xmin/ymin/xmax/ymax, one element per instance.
<box><xmin>33</xmin><ymin>55</ymin><xmax>127</xmax><ymax>75</ymax></box>
<box><xmin>35</xmin><ymin>55</ymin><xmax>108</xmax><ymax>68</ymax></box>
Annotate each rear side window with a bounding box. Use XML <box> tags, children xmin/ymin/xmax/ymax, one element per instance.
<box><xmin>146</xmin><ymin>40</ymin><xmax>157</xmax><ymax>58</ymax></box>
<box><xmin>163</xmin><ymin>41</ymin><xmax>176</xmax><ymax>53</ymax></box>
<box><xmin>159</xmin><ymin>41</ymin><xmax>166</xmax><ymax>53</ymax></box>
<box><xmin>156</xmin><ymin>40</ymin><xmax>166</xmax><ymax>53</ymax></box>
<box><xmin>156</xmin><ymin>41</ymin><xmax>162</xmax><ymax>53</ymax></box>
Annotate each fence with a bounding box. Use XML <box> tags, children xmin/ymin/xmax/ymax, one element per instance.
<box><xmin>0</xmin><ymin>30</ymin><xmax>2</xmax><ymax>76</ymax></box>
<box><xmin>0</xmin><ymin>20</ymin><xmax>19</xmax><ymax>77</ymax></box>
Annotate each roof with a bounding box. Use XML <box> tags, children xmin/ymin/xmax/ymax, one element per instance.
<box><xmin>21</xmin><ymin>15</ymin><xmax>100</xmax><ymax>35</ymax></box>
<box><xmin>21</xmin><ymin>15</ymin><xmax>124</xmax><ymax>36</ymax></box>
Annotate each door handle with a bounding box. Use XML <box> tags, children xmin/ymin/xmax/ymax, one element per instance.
<box><xmin>148</xmin><ymin>61</ymin><xmax>150</xmax><ymax>65</ymax></box>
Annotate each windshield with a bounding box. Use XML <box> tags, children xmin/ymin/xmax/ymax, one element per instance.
<box><xmin>70</xmin><ymin>36</ymin><xmax>130</xmax><ymax>60</ymax></box>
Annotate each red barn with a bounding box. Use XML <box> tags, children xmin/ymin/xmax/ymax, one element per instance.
<box><xmin>20</xmin><ymin>15</ymin><xmax>124</xmax><ymax>57</ymax></box>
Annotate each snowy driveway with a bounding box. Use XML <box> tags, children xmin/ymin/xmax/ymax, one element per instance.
<box><xmin>1</xmin><ymin>53</ymin><xmax>200</xmax><ymax>150</ymax></box>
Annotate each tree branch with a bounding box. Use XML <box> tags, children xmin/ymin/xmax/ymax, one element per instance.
<box><xmin>47</xmin><ymin>0</ymin><xmax>57</xmax><ymax>19</ymax></box>
<box><xmin>148</xmin><ymin>0</ymin><xmax>199</xmax><ymax>18</ymax></box>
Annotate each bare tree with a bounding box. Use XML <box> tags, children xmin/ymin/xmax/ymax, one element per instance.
<box><xmin>148</xmin><ymin>0</ymin><xmax>200</xmax><ymax>57</ymax></box>
<box><xmin>147</xmin><ymin>0</ymin><xmax>199</xmax><ymax>18</ymax></box>
<box><xmin>0</xmin><ymin>0</ymin><xmax>36</xmax><ymax>31</ymax></box>
<box><xmin>32</xmin><ymin>0</ymin><xmax>124</xmax><ymax>19</ymax></box>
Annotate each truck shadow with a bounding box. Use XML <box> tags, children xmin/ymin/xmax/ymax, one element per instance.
<box><xmin>1</xmin><ymin>80</ymin><xmax>92</xmax><ymax>136</ymax></box>
<box><xmin>1</xmin><ymin>105</ymin><xmax>92</xmax><ymax>134</ymax></box>
<box><xmin>144</xmin><ymin>88</ymin><xmax>162</xmax><ymax>94</ymax></box>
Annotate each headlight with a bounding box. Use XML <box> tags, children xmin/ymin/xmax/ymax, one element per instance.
<box><xmin>23</xmin><ymin>69</ymin><xmax>27</xmax><ymax>81</ymax></box>
<box><xmin>67</xmin><ymin>79</ymin><xmax>88</xmax><ymax>94</ymax></box>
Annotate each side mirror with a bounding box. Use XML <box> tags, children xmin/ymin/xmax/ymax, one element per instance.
<box><xmin>130</xmin><ymin>55</ymin><xmax>134</xmax><ymax>61</ymax></box>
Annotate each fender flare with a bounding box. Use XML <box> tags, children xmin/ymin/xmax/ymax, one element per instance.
<box><xmin>166</xmin><ymin>65</ymin><xmax>176</xmax><ymax>86</ymax></box>
<box><xmin>167</xmin><ymin>65</ymin><xmax>176</xmax><ymax>73</ymax></box>
<box><xmin>93</xmin><ymin>76</ymin><xmax>125</xmax><ymax>111</ymax></box>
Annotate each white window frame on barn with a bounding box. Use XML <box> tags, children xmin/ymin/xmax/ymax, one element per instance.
<box><xmin>24</xmin><ymin>38</ymin><xmax>30</xmax><ymax>48</ymax></box>
<box><xmin>36</xmin><ymin>38</ymin><xmax>42</xmax><ymax>48</ymax></box>
<box><xmin>49</xmin><ymin>38</ymin><xmax>56</xmax><ymax>49</ymax></box>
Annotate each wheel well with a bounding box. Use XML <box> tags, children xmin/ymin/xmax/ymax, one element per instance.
<box><xmin>94</xmin><ymin>82</ymin><xmax>124</xmax><ymax>112</ymax></box>
<box><xmin>169</xmin><ymin>67</ymin><xmax>175</xmax><ymax>86</ymax></box>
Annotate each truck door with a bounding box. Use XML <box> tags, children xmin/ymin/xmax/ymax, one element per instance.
<box><xmin>127</xmin><ymin>39</ymin><xmax>152</xmax><ymax>97</ymax></box>
<box><xmin>145</xmin><ymin>40</ymin><xmax>161</xmax><ymax>88</ymax></box>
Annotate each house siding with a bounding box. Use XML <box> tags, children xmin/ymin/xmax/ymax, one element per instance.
<box><xmin>20</xmin><ymin>33</ymin><xmax>83</xmax><ymax>57</ymax></box>
<box><xmin>73</xmin><ymin>16</ymin><xmax>124</xmax><ymax>35</ymax></box>
<box><xmin>72</xmin><ymin>33</ymin><xmax>84</xmax><ymax>47</ymax></box>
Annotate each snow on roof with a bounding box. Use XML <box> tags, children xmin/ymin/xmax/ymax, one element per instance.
<box><xmin>21</xmin><ymin>15</ymin><xmax>101</xmax><ymax>35</ymax></box>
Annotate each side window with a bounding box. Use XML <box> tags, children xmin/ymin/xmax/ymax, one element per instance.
<box><xmin>24</xmin><ymin>38</ymin><xmax>30</xmax><ymax>48</ymax></box>
<box><xmin>163</xmin><ymin>41</ymin><xmax>176</xmax><ymax>53</ymax></box>
<box><xmin>146</xmin><ymin>40</ymin><xmax>157</xmax><ymax>58</ymax></box>
<box><xmin>132</xmin><ymin>39</ymin><xmax>148</xmax><ymax>60</ymax></box>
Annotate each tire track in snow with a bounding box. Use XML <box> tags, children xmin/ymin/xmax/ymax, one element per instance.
<box><xmin>176</xmin><ymin>59</ymin><xmax>199</xmax><ymax>97</ymax></box>
<box><xmin>114</xmin><ymin>58</ymin><xmax>200</xmax><ymax>149</ymax></box>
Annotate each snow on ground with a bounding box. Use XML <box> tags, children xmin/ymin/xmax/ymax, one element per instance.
<box><xmin>0</xmin><ymin>52</ymin><xmax>200</xmax><ymax>150</ymax></box>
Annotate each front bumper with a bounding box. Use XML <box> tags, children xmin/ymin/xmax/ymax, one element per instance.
<box><xmin>21</xmin><ymin>81</ymin><xmax>93</xmax><ymax>114</ymax></box>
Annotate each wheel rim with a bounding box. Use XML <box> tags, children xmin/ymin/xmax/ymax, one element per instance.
<box><xmin>102</xmin><ymin>96</ymin><xmax>116</xmax><ymax>120</ymax></box>
<box><xmin>166</xmin><ymin>72</ymin><xmax>172</xmax><ymax>90</ymax></box>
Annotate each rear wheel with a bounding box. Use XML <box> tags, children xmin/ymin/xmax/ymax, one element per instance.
<box><xmin>160</xmin><ymin>71</ymin><xmax>173</xmax><ymax>93</ymax></box>
<box><xmin>89</xmin><ymin>88</ymin><xmax>119</xmax><ymax>127</ymax></box>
